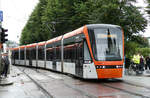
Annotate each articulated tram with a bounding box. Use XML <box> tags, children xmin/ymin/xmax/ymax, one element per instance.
<box><xmin>11</xmin><ymin>24</ymin><xmax>124</xmax><ymax>79</ymax></box>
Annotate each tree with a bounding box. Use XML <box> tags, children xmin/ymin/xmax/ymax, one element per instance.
<box><xmin>86</xmin><ymin>0</ymin><xmax>147</xmax><ymax>41</ymax></box>
<box><xmin>147</xmin><ymin>0</ymin><xmax>150</xmax><ymax>15</ymax></box>
<box><xmin>20</xmin><ymin>0</ymin><xmax>49</xmax><ymax>45</ymax></box>
<box><xmin>20</xmin><ymin>0</ymin><xmax>147</xmax><ymax>45</ymax></box>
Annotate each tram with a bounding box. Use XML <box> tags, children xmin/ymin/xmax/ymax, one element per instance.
<box><xmin>11</xmin><ymin>24</ymin><xmax>124</xmax><ymax>79</ymax></box>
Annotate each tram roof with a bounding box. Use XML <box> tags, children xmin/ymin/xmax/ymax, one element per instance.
<box><xmin>46</xmin><ymin>35</ymin><xmax>62</xmax><ymax>44</ymax></box>
<box><xmin>86</xmin><ymin>24</ymin><xmax>121</xmax><ymax>29</ymax></box>
<box><xmin>11</xmin><ymin>47</ymin><xmax>19</xmax><ymax>50</ymax></box>
<box><xmin>19</xmin><ymin>45</ymin><xmax>26</xmax><ymax>49</ymax></box>
<box><xmin>63</xmin><ymin>27</ymin><xmax>84</xmax><ymax>39</ymax></box>
<box><xmin>38</xmin><ymin>41</ymin><xmax>46</xmax><ymax>46</ymax></box>
<box><xmin>26</xmin><ymin>43</ymin><xmax>37</xmax><ymax>48</ymax></box>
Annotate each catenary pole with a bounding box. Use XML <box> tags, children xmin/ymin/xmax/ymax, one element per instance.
<box><xmin>0</xmin><ymin>0</ymin><xmax>1</xmax><ymax>74</ymax></box>
<box><xmin>0</xmin><ymin>0</ymin><xmax>2</xmax><ymax>75</ymax></box>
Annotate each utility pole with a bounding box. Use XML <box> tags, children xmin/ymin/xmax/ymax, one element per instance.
<box><xmin>0</xmin><ymin>1</ymin><xmax>2</xmax><ymax>70</ymax></box>
<box><xmin>0</xmin><ymin>22</ymin><xmax>2</xmax><ymax>72</ymax></box>
<box><xmin>0</xmin><ymin>10</ymin><xmax>3</xmax><ymax>76</ymax></box>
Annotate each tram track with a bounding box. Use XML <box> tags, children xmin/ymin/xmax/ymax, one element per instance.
<box><xmin>17</xmin><ymin>67</ymin><xmax>54</xmax><ymax>98</ymax></box>
<box><xmin>98</xmin><ymin>78</ymin><xmax>150</xmax><ymax>98</ymax></box>
<box><xmin>18</xmin><ymin>66</ymin><xmax>97</xmax><ymax>98</ymax></box>
<box><xmin>115</xmin><ymin>78</ymin><xmax>150</xmax><ymax>90</ymax></box>
<box><xmin>35</xmin><ymin>69</ymin><xmax>150</xmax><ymax>98</ymax></box>
<box><xmin>28</xmin><ymin>68</ymin><xmax>97</xmax><ymax>98</ymax></box>
<box><xmin>102</xmin><ymin>83</ymin><xmax>150</xmax><ymax>98</ymax></box>
<box><xmin>17</xmin><ymin>66</ymin><xmax>150</xmax><ymax>98</ymax></box>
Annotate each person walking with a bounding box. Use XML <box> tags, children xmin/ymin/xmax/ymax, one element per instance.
<box><xmin>1</xmin><ymin>53</ymin><xmax>10</xmax><ymax>78</ymax></box>
<box><xmin>146</xmin><ymin>56</ymin><xmax>150</xmax><ymax>70</ymax></box>
<box><xmin>139</xmin><ymin>55</ymin><xmax>144</xmax><ymax>71</ymax></box>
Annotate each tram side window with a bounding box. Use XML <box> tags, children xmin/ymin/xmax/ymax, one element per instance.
<box><xmin>84</xmin><ymin>41</ymin><xmax>91</xmax><ymax>61</ymax></box>
<box><xmin>63</xmin><ymin>44</ymin><xmax>77</xmax><ymax>62</ymax></box>
<box><xmin>53</xmin><ymin>41</ymin><xmax>61</xmax><ymax>61</ymax></box>
<box><xmin>14</xmin><ymin>51</ymin><xmax>19</xmax><ymax>59</ymax></box>
<box><xmin>29</xmin><ymin>48</ymin><xmax>32</xmax><ymax>60</ymax></box>
<box><xmin>66</xmin><ymin>48</ymin><xmax>71</xmax><ymax>62</ymax></box>
<box><xmin>46</xmin><ymin>49</ymin><xmax>50</xmax><ymax>61</ymax></box>
<box><xmin>31</xmin><ymin>48</ymin><xmax>36</xmax><ymax>60</ymax></box>
<box><xmin>26</xmin><ymin>48</ymin><xmax>30</xmax><ymax>60</ymax></box>
<box><xmin>20</xmin><ymin>49</ymin><xmax>24</xmax><ymax>60</ymax></box>
<box><xmin>78</xmin><ymin>43</ymin><xmax>83</xmax><ymax>60</ymax></box>
<box><xmin>72</xmin><ymin>45</ymin><xmax>77</xmax><ymax>61</ymax></box>
<box><xmin>11</xmin><ymin>51</ymin><xmax>15</xmax><ymax>59</ymax></box>
<box><xmin>63</xmin><ymin>34</ymin><xmax>85</xmax><ymax>62</ymax></box>
<box><xmin>64</xmin><ymin>44</ymin><xmax>84</xmax><ymax>62</ymax></box>
<box><xmin>26</xmin><ymin>48</ymin><xmax>34</xmax><ymax>60</ymax></box>
<box><xmin>64</xmin><ymin>47</ymin><xmax>69</xmax><ymax>61</ymax></box>
<box><xmin>68</xmin><ymin>48</ymin><xmax>71</xmax><ymax>61</ymax></box>
<box><xmin>46</xmin><ymin>48</ymin><xmax>53</xmax><ymax>61</ymax></box>
<box><xmin>56</xmin><ymin>47</ymin><xmax>61</xmax><ymax>60</ymax></box>
<box><xmin>68</xmin><ymin>47</ymin><xmax>74</xmax><ymax>62</ymax></box>
<box><xmin>64</xmin><ymin>47</ymin><xmax>67</xmax><ymax>60</ymax></box>
<box><xmin>38</xmin><ymin>46</ymin><xmax>45</xmax><ymax>60</ymax></box>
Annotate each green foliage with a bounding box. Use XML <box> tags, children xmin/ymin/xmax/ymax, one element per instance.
<box><xmin>130</xmin><ymin>35</ymin><xmax>149</xmax><ymax>48</ymax></box>
<box><xmin>20</xmin><ymin>0</ymin><xmax>50</xmax><ymax>45</ymax></box>
<box><xmin>125</xmin><ymin>35</ymin><xmax>149</xmax><ymax>59</ymax></box>
<box><xmin>137</xmin><ymin>48</ymin><xmax>150</xmax><ymax>58</ymax></box>
<box><xmin>20</xmin><ymin>0</ymin><xmax>147</xmax><ymax>45</ymax></box>
<box><xmin>87</xmin><ymin>0</ymin><xmax>147</xmax><ymax>40</ymax></box>
<box><xmin>146</xmin><ymin>0</ymin><xmax>150</xmax><ymax>15</ymax></box>
<box><xmin>125</xmin><ymin>41</ymin><xmax>139</xmax><ymax>59</ymax></box>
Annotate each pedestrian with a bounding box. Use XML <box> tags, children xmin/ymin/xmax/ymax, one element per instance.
<box><xmin>1</xmin><ymin>53</ymin><xmax>10</xmax><ymax>78</ymax></box>
<box><xmin>139</xmin><ymin>55</ymin><xmax>144</xmax><ymax>71</ymax></box>
<box><xmin>146</xmin><ymin>56</ymin><xmax>150</xmax><ymax>70</ymax></box>
<box><xmin>0</xmin><ymin>56</ymin><xmax>5</xmax><ymax>77</ymax></box>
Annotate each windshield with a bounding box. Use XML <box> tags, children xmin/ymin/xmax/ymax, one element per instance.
<box><xmin>88</xmin><ymin>27</ymin><xmax>123</xmax><ymax>61</ymax></box>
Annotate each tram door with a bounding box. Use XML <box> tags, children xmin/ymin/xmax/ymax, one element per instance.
<box><xmin>75</xmin><ymin>42</ymin><xmax>83</xmax><ymax>77</ymax></box>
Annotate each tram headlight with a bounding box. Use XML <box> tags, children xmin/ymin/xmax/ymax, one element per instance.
<box><xmin>84</xmin><ymin>60</ymin><xmax>91</xmax><ymax>64</ymax></box>
<box><xmin>102</xmin><ymin>66</ymin><xmax>105</xmax><ymax>68</ymax></box>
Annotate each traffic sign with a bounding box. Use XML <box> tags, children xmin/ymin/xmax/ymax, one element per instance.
<box><xmin>0</xmin><ymin>11</ymin><xmax>3</xmax><ymax>22</ymax></box>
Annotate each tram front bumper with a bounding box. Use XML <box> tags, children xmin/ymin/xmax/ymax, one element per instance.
<box><xmin>96</xmin><ymin>68</ymin><xmax>123</xmax><ymax>79</ymax></box>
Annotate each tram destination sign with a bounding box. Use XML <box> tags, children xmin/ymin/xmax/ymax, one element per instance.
<box><xmin>0</xmin><ymin>11</ymin><xmax>3</xmax><ymax>22</ymax></box>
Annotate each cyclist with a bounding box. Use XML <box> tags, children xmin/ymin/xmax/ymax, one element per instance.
<box><xmin>132</xmin><ymin>53</ymin><xmax>140</xmax><ymax>72</ymax></box>
<box><xmin>132</xmin><ymin>53</ymin><xmax>140</xmax><ymax>65</ymax></box>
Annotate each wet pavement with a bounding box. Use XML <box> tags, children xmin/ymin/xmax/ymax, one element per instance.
<box><xmin>0</xmin><ymin>66</ymin><xmax>49</xmax><ymax>98</ymax></box>
<box><xmin>122</xmin><ymin>70</ymin><xmax>150</xmax><ymax>89</ymax></box>
<box><xmin>1</xmin><ymin>66</ymin><xmax>150</xmax><ymax>98</ymax></box>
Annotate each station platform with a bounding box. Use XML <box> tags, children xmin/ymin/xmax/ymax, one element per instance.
<box><xmin>1</xmin><ymin>66</ymin><xmax>150</xmax><ymax>98</ymax></box>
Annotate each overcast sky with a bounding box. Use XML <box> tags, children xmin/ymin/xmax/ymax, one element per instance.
<box><xmin>1</xmin><ymin>0</ymin><xmax>39</xmax><ymax>43</ymax></box>
<box><xmin>0</xmin><ymin>0</ymin><xmax>149</xmax><ymax>43</ymax></box>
